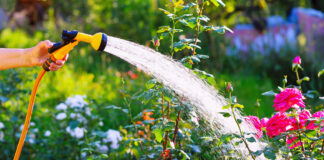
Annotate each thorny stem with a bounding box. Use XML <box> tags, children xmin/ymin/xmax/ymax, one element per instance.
<box><xmin>173</xmin><ymin>98</ymin><xmax>183</xmax><ymax>144</ymax></box>
<box><xmin>229</xmin><ymin>93</ymin><xmax>256</xmax><ymax>160</ymax></box>
<box><xmin>321</xmin><ymin>139</ymin><xmax>324</xmax><ymax>153</ymax></box>
<box><xmin>162</xmin><ymin>93</ymin><xmax>165</xmax><ymax>119</ymax></box>
<box><xmin>173</xmin><ymin>111</ymin><xmax>182</xmax><ymax>144</ymax></box>
<box><xmin>293</xmin><ymin>109</ymin><xmax>306</xmax><ymax>156</ymax></box>
<box><xmin>163</xmin><ymin>102</ymin><xmax>171</xmax><ymax>159</ymax></box>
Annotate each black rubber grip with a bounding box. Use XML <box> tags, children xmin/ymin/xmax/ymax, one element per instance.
<box><xmin>48</xmin><ymin>42</ymin><xmax>67</xmax><ymax>53</ymax></box>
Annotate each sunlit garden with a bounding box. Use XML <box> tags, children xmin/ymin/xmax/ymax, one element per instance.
<box><xmin>0</xmin><ymin>0</ymin><xmax>324</xmax><ymax>159</ymax></box>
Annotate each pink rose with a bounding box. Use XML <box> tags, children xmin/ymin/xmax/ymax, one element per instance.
<box><xmin>273</xmin><ymin>88</ymin><xmax>305</xmax><ymax>113</ymax></box>
<box><xmin>286</xmin><ymin>134</ymin><xmax>301</xmax><ymax>149</ymax></box>
<box><xmin>261</xmin><ymin>118</ymin><xmax>269</xmax><ymax>128</ymax></box>
<box><xmin>306</xmin><ymin>110</ymin><xmax>324</xmax><ymax>131</ymax></box>
<box><xmin>265</xmin><ymin>112</ymin><xmax>292</xmax><ymax>138</ymax></box>
<box><xmin>289</xmin><ymin>110</ymin><xmax>311</xmax><ymax>131</ymax></box>
<box><xmin>245</xmin><ymin>116</ymin><xmax>262</xmax><ymax>139</ymax></box>
<box><xmin>292</xmin><ymin>56</ymin><xmax>301</xmax><ymax>65</ymax></box>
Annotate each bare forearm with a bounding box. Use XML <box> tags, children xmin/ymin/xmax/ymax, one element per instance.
<box><xmin>0</xmin><ymin>48</ymin><xmax>32</xmax><ymax>70</ymax></box>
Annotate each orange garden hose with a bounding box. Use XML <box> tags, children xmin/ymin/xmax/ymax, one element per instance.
<box><xmin>13</xmin><ymin>69</ymin><xmax>47</xmax><ymax>160</ymax></box>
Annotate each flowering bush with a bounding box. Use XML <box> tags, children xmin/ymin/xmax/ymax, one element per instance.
<box><xmin>240</xmin><ymin>56</ymin><xmax>324</xmax><ymax>159</ymax></box>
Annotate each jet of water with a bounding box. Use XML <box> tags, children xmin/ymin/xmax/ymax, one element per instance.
<box><xmin>104</xmin><ymin>36</ymin><xmax>265</xmax><ymax>158</ymax></box>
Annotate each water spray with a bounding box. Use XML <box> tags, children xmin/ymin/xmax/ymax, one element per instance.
<box><xmin>13</xmin><ymin>30</ymin><xmax>108</xmax><ymax>160</ymax></box>
<box><xmin>14</xmin><ymin>30</ymin><xmax>264</xmax><ymax>159</ymax></box>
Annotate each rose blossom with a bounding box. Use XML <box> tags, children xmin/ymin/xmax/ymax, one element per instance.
<box><xmin>245</xmin><ymin>116</ymin><xmax>262</xmax><ymax>139</ymax></box>
<box><xmin>273</xmin><ymin>88</ymin><xmax>305</xmax><ymax>113</ymax></box>
<box><xmin>261</xmin><ymin>118</ymin><xmax>269</xmax><ymax>128</ymax></box>
<box><xmin>289</xmin><ymin>110</ymin><xmax>311</xmax><ymax>131</ymax></box>
<box><xmin>286</xmin><ymin>134</ymin><xmax>301</xmax><ymax>149</ymax></box>
<box><xmin>306</xmin><ymin>110</ymin><xmax>324</xmax><ymax>131</ymax></box>
<box><xmin>265</xmin><ymin>112</ymin><xmax>292</xmax><ymax>138</ymax></box>
<box><xmin>292</xmin><ymin>56</ymin><xmax>301</xmax><ymax>65</ymax></box>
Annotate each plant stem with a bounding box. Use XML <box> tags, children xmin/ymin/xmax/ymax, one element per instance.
<box><xmin>170</xmin><ymin>6</ymin><xmax>176</xmax><ymax>58</ymax></box>
<box><xmin>123</xmin><ymin>94</ymin><xmax>147</xmax><ymax>157</ymax></box>
<box><xmin>229</xmin><ymin>93</ymin><xmax>256</xmax><ymax>160</ymax></box>
<box><xmin>162</xmin><ymin>93</ymin><xmax>165</xmax><ymax>119</ymax></box>
<box><xmin>293</xmin><ymin>109</ymin><xmax>306</xmax><ymax>156</ymax></box>
<box><xmin>173</xmin><ymin>110</ymin><xmax>182</xmax><ymax>144</ymax></box>
<box><xmin>321</xmin><ymin>138</ymin><xmax>324</xmax><ymax>153</ymax></box>
<box><xmin>192</xmin><ymin>0</ymin><xmax>205</xmax><ymax>56</ymax></box>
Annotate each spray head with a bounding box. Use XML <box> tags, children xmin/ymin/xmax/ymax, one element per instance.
<box><xmin>42</xmin><ymin>30</ymin><xmax>108</xmax><ymax>71</ymax></box>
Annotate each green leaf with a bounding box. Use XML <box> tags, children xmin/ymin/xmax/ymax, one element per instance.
<box><xmin>122</xmin><ymin>109</ymin><xmax>129</xmax><ymax>113</ymax></box>
<box><xmin>157</xmin><ymin>26</ymin><xmax>171</xmax><ymax>33</ymax></box>
<box><xmin>183</xmin><ymin>2</ymin><xmax>196</xmax><ymax>10</ymax></box>
<box><xmin>105</xmin><ymin>105</ymin><xmax>121</xmax><ymax>110</ymax></box>
<box><xmin>198</xmin><ymin>15</ymin><xmax>210</xmax><ymax>22</ymax></box>
<box><xmin>318</xmin><ymin>69</ymin><xmax>324</xmax><ymax>77</ymax></box>
<box><xmin>222</xmin><ymin>104</ymin><xmax>230</xmax><ymax>110</ymax></box>
<box><xmin>302</xmin><ymin>76</ymin><xmax>310</xmax><ymax>81</ymax></box>
<box><xmin>304</xmin><ymin>90</ymin><xmax>319</xmax><ymax>99</ymax></box>
<box><xmin>210</xmin><ymin>0</ymin><xmax>225</xmax><ymax>7</ymax></box>
<box><xmin>153</xmin><ymin>128</ymin><xmax>163</xmax><ymax>143</ymax></box>
<box><xmin>247</xmin><ymin>136</ymin><xmax>256</xmax><ymax>142</ymax></box>
<box><xmin>217</xmin><ymin>0</ymin><xmax>225</xmax><ymax>7</ymax></box>
<box><xmin>262</xmin><ymin>91</ymin><xmax>277</xmax><ymax>96</ymax></box>
<box><xmin>188</xmin><ymin>43</ymin><xmax>201</xmax><ymax>49</ymax></box>
<box><xmin>233</xmin><ymin>104</ymin><xmax>244</xmax><ymax>109</ymax></box>
<box><xmin>159</xmin><ymin>8</ymin><xmax>171</xmax><ymax>15</ymax></box>
<box><xmin>220</xmin><ymin>112</ymin><xmax>231</xmax><ymax>118</ymax></box>
<box><xmin>146</xmin><ymin>79</ymin><xmax>157</xmax><ymax>89</ymax></box>
<box><xmin>195</xmin><ymin>54</ymin><xmax>209</xmax><ymax>59</ymax></box>
<box><xmin>100</xmin><ymin>154</ymin><xmax>108</xmax><ymax>159</ymax></box>
<box><xmin>190</xmin><ymin>56</ymin><xmax>200</xmax><ymax>63</ymax></box>
<box><xmin>180</xmin><ymin>150</ymin><xmax>190</xmax><ymax>159</ymax></box>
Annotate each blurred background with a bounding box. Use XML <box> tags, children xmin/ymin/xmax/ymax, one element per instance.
<box><xmin>0</xmin><ymin>0</ymin><xmax>324</xmax><ymax>159</ymax></box>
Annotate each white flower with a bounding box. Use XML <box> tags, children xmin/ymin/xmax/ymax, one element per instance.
<box><xmin>98</xmin><ymin>145</ymin><xmax>109</xmax><ymax>153</ymax></box>
<box><xmin>32</xmin><ymin>128</ymin><xmax>39</xmax><ymax>133</ymax></box>
<box><xmin>65</xmin><ymin>95</ymin><xmax>88</xmax><ymax>108</ymax></box>
<box><xmin>44</xmin><ymin>130</ymin><xmax>51</xmax><ymax>137</ymax></box>
<box><xmin>85</xmin><ymin>107</ymin><xmax>91</xmax><ymax>116</ymax></box>
<box><xmin>19</xmin><ymin>125</ymin><xmax>24</xmax><ymax>131</ymax></box>
<box><xmin>103</xmin><ymin>129</ymin><xmax>122</xmax><ymax>149</ymax></box>
<box><xmin>0</xmin><ymin>131</ymin><xmax>4</xmax><ymax>141</ymax></box>
<box><xmin>66</xmin><ymin>126</ymin><xmax>84</xmax><ymax>139</ymax></box>
<box><xmin>56</xmin><ymin>103</ymin><xmax>68</xmax><ymax>110</ymax></box>
<box><xmin>70</xmin><ymin>113</ymin><xmax>76</xmax><ymax>118</ymax></box>
<box><xmin>81</xmin><ymin>152</ymin><xmax>87</xmax><ymax>158</ymax></box>
<box><xmin>99</xmin><ymin>121</ymin><xmax>104</xmax><ymax>126</ymax></box>
<box><xmin>56</xmin><ymin>113</ymin><xmax>67</xmax><ymax>120</ymax></box>
<box><xmin>30</xmin><ymin>122</ymin><xmax>35</xmax><ymax>126</ymax></box>
<box><xmin>0</xmin><ymin>122</ymin><xmax>4</xmax><ymax>129</ymax></box>
<box><xmin>28</xmin><ymin>133</ymin><xmax>36</xmax><ymax>144</ymax></box>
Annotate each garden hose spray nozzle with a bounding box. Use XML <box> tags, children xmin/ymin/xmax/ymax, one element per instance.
<box><xmin>14</xmin><ymin>30</ymin><xmax>108</xmax><ymax>160</ymax></box>
<box><xmin>42</xmin><ymin>30</ymin><xmax>108</xmax><ymax>71</ymax></box>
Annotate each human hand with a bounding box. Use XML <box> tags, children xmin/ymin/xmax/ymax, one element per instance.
<box><xmin>25</xmin><ymin>40</ymin><xmax>68</xmax><ymax>71</ymax></box>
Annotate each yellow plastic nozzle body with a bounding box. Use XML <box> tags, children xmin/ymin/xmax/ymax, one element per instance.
<box><xmin>52</xmin><ymin>41</ymin><xmax>79</xmax><ymax>60</ymax></box>
<box><xmin>75</xmin><ymin>32</ymin><xmax>105</xmax><ymax>51</ymax></box>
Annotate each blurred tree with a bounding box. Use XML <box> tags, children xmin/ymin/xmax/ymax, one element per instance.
<box><xmin>8</xmin><ymin>0</ymin><xmax>50</xmax><ymax>31</ymax></box>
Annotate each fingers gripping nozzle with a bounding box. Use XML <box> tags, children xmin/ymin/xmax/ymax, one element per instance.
<box><xmin>42</xmin><ymin>30</ymin><xmax>108</xmax><ymax>71</ymax></box>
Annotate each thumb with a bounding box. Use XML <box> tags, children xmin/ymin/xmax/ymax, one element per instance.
<box><xmin>40</xmin><ymin>40</ymin><xmax>53</xmax><ymax>49</ymax></box>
